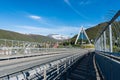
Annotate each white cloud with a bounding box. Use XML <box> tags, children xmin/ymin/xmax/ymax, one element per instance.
<box><xmin>1</xmin><ymin>24</ymin><xmax>95</xmax><ymax>37</ymax></box>
<box><xmin>14</xmin><ymin>25</ymin><xmax>80</xmax><ymax>37</ymax></box>
<box><xmin>79</xmin><ymin>1</ymin><xmax>91</xmax><ymax>6</ymax></box>
<box><xmin>28</xmin><ymin>14</ymin><xmax>55</xmax><ymax>27</ymax></box>
<box><xmin>29</xmin><ymin>15</ymin><xmax>41</xmax><ymax>20</ymax></box>
<box><xmin>64</xmin><ymin>0</ymin><xmax>71</xmax><ymax>6</ymax></box>
<box><xmin>64</xmin><ymin>0</ymin><xmax>88</xmax><ymax>19</ymax></box>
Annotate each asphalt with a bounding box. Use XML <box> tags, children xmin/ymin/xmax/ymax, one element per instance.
<box><xmin>0</xmin><ymin>49</ymin><xmax>88</xmax><ymax>77</ymax></box>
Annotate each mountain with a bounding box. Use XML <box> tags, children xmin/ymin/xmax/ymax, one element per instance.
<box><xmin>85</xmin><ymin>21</ymin><xmax>120</xmax><ymax>41</ymax></box>
<box><xmin>48</xmin><ymin>34</ymin><xmax>70</xmax><ymax>40</ymax></box>
<box><xmin>70</xmin><ymin>22</ymin><xmax>107</xmax><ymax>43</ymax></box>
<box><xmin>86</xmin><ymin>22</ymin><xmax>107</xmax><ymax>40</ymax></box>
<box><xmin>0</xmin><ymin>29</ymin><xmax>57</xmax><ymax>42</ymax></box>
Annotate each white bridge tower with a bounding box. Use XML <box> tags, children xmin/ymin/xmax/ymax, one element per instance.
<box><xmin>75</xmin><ymin>26</ymin><xmax>91</xmax><ymax>45</ymax></box>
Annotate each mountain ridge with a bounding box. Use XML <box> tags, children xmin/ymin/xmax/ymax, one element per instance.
<box><xmin>0</xmin><ymin>29</ymin><xmax>57</xmax><ymax>42</ymax></box>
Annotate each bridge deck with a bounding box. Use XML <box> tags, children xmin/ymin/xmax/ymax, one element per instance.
<box><xmin>0</xmin><ymin>49</ymin><xmax>88</xmax><ymax>78</ymax></box>
<box><xmin>0</xmin><ymin>49</ymin><xmax>100</xmax><ymax>80</ymax></box>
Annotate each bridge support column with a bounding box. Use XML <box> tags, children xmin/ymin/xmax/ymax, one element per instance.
<box><xmin>57</xmin><ymin>64</ymin><xmax>59</xmax><ymax>74</ymax></box>
<box><xmin>100</xmin><ymin>37</ymin><xmax>102</xmax><ymax>51</ymax></box>
<box><xmin>64</xmin><ymin>62</ymin><xmax>66</xmax><ymax>69</ymax></box>
<box><xmin>101</xmin><ymin>34</ymin><xmax>104</xmax><ymax>51</ymax></box>
<box><xmin>43</xmin><ymin>68</ymin><xmax>47</xmax><ymax>80</ymax></box>
<box><xmin>69</xmin><ymin>59</ymin><xmax>71</xmax><ymax>65</ymax></box>
<box><xmin>104</xmin><ymin>31</ymin><xmax>106</xmax><ymax>51</ymax></box>
<box><xmin>109</xmin><ymin>25</ymin><xmax>113</xmax><ymax>52</ymax></box>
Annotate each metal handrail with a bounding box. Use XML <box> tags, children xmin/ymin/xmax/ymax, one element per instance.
<box><xmin>96</xmin><ymin>51</ymin><xmax>120</xmax><ymax>61</ymax></box>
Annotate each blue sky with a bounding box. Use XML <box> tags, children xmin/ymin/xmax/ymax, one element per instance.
<box><xmin>0</xmin><ymin>0</ymin><xmax>120</xmax><ymax>37</ymax></box>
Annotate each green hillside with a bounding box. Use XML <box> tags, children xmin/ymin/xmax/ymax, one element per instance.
<box><xmin>70</xmin><ymin>22</ymin><xmax>108</xmax><ymax>44</ymax></box>
<box><xmin>85</xmin><ymin>21</ymin><xmax>120</xmax><ymax>41</ymax></box>
<box><xmin>86</xmin><ymin>22</ymin><xmax>107</xmax><ymax>40</ymax></box>
<box><xmin>0</xmin><ymin>29</ymin><xmax>57</xmax><ymax>42</ymax></box>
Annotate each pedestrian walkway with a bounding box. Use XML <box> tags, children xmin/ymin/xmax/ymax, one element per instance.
<box><xmin>66</xmin><ymin>53</ymin><xmax>97</xmax><ymax>80</ymax></box>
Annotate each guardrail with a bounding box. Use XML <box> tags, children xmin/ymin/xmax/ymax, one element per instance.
<box><xmin>0</xmin><ymin>48</ymin><xmax>80</xmax><ymax>61</ymax></box>
<box><xmin>95</xmin><ymin>10</ymin><xmax>120</xmax><ymax>53</ymax></box>
<box><xmin>94</xmin><ymin>10</ymin><xmax>120</xmax><ymax>80</ymax></box>
<box><xmin>95</xmin><ymin>51</ymin><xmax>120</xmax><ymax>80</ymax></box>
<box><xmin>0</xmin><ymin>47</ymin><xmax>70</xmax><ymax>55</ymax></box>
<box><xmin>0</xmin><ymin>39</ymin><xmax>59</xmax><ymax>55</ymax></box>
<box><xmin>0</xmin><ymin>51</ymin><xmax>86</xmax><ymax>80</ymax></box>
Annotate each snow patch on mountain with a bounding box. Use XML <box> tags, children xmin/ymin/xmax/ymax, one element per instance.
<box><xmin>48</xmin><ymin>34</ymin><xmax>70</xmax><ymax>40</ymax></box>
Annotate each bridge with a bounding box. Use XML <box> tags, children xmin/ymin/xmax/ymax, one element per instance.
<box><xmin>0</xmin><ymin>10</ymin><xmax>120</xmax><ymax>80</ymax></box>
